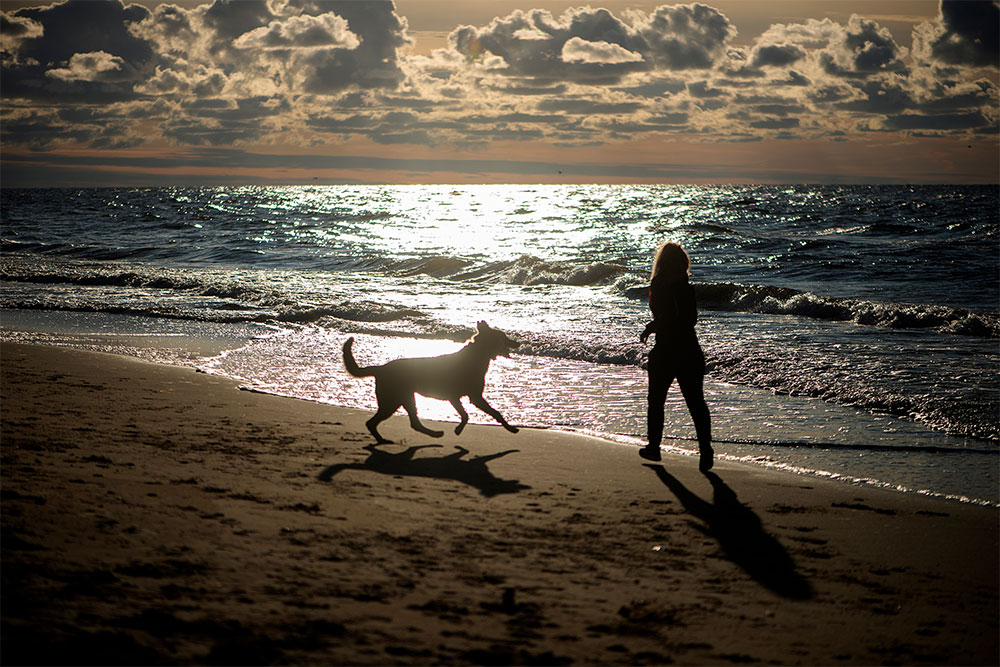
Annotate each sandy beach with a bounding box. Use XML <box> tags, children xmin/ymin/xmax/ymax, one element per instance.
<box><xmin>2</xmin><ymin>342</ymin><xmax>997</xmax><ymax>666</ymax></box>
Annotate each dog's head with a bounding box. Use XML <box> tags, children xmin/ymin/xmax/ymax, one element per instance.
<box><xmin>469</xmin><ymin>320</ymin><xmax>518</xmax><ymax>358</ymax></box>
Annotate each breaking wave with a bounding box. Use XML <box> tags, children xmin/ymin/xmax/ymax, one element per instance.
<box><xmin>624</xmin><ymin>282</ymin><xmax>999</xmax><ymax>337</ymax></box>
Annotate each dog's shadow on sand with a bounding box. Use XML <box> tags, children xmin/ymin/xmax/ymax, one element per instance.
<box><xmin>646</xmin><ymin>465</ymin><xmax>813</xmax><ymax>600</ymax></box>
<box><xmin>319</xmin><ymin>444</ymin><xmax>530</xmax><ymax>498</ymax></box>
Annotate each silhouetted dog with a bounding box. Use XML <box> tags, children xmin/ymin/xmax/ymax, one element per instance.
<box><xmin>343</xmin><ymin>321</ymin><xmax>520</xmax><ymax>444</ymax></box>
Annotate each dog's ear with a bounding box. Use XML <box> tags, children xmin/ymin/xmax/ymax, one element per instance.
<box><xmin>477</xmin><ymin>320</ymin><xmax>488</xmax><ymax>331</ymax></box>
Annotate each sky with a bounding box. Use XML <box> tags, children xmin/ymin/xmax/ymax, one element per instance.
<box><xmin>1</xmin><ymin>0</ymin><xmax>997</xmax><ymax>186</ymax></box>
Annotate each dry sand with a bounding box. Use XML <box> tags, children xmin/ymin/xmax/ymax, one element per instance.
<box><xmin>2</xmin><ymin>342</ymin><xmax>997</xmax><ymax>665</ymax></box>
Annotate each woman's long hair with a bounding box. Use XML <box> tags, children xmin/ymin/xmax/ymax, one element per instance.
<box><xmin>650</xmin><ymin>241</ymin><xmax>690</xmax><ymax>281</ymax></box>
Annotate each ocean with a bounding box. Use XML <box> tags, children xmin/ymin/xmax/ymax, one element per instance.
<box><xmin>2</xmin><ymin>184</ymin><xmax>997</xmax><ymax>504</ymax></box>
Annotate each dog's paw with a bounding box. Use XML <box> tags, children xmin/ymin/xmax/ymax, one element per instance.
<box><xmin>454</xmin><ymin>424</ymin><xmax>465</xmax><ymax>435</ymax></box>
<box><xmin>428</xmin><ymin>429</ymin><xmax>445</xmax><ymax>438</ymax></box>
<box><xmin>505</xmin><ymin>425</ymin><xmax>519</xmax><ymax>434</ymax></box>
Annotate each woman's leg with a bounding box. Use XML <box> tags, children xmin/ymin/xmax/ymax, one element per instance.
<box><xmin>646</xmin><ymin>361</ymin><xmax>673</xmax><ymax>448</ymax></box>
<box><xmin>677</xmin><ymin>370</ymin><xmax>713</xmax><ymax>471</ymax></box>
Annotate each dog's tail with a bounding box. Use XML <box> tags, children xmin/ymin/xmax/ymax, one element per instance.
<box><xmin>343</xmin><ymin>337</ymin><xmax>378</xmax><ymax>378</ymax></box>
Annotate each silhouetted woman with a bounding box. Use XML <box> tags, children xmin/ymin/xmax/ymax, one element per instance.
<box><xmin>639</xmin><ymin>241</ymin><xmax>713</xmax><ymax>471</ymax></box>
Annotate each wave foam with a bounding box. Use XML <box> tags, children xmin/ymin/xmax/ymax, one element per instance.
<box><xmin>625</xmin><ymin>281</ymin><xmax>999</xmax><ymax>338</ymax></box>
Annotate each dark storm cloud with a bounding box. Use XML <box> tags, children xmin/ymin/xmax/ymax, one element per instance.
<box><xmin>201</xmin><ymin>0</ymin><xmax>272</xmax><ymax>43</ymax></box>
<box><xmin>181</xmin><ymin>96</ymin><xmax>292</xmax><ymax>121</ymax></box>
<box><xmin>919</xmin><ymin>80</ymin><xmax>998</xmax><ymax>112</ymax></box>
<box><xmin>835</xmin><ymin>79</ymin><xmax>915</xmax><ymax>114</ymax></box>
<box><xmin>924</xmin><ymin>0</ymin><xmax>999</xmax><ymax>68</ymax></box>
<box><xmin>883</xmin><ymin>110</ymin><xmax>993</xmax><ymax>131</ymax></box>
<box><xmin>748</xmin><ymin>117</ymin><xmax>800</xmax><ymax>130</ymax></box>
<box><xmin>0</xmin><ymin>109</ymin><xmax>93</xmax><ymax>146</ymax></box>
<box><xmin>751</xmin><ymin>44</ymin><xmax>807</xmax><ymax>68</ymax></box>
<box><xmin>2</xmin><ymin>0</ymin><xmax>152</xmax><ymax>102</ymax></box>
<box><xmin>0</xmin><ymin>11</ymin><xmax>42</xmax><ymax>50</ymax></box>
<box><xmin>10</xmin><ymin>0</ymin><xmax>151</xmax><ymax>66</ymax></box>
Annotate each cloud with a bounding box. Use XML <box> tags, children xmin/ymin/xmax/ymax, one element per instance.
<box><xmin>687</xmin><ymin>80</ymin><xmax>727</xmax><ymax>98</ymax></box>
<box><xmin>751</xmin><ymin>44</ymin><xmax>806</xmax><ymax>68</ymax></box>
<box><xmin>883</xmin><ymin>110</ymin><xmax>993</xmax><ymax>131</ymax></box>
<box><xmin>536</xmin><ymin>97</ymin><xmax>644</xmax><ymax>115</ymax></box>
<box><xmin>748</xmin><ymin>116</ymin><xmax>800</xmax><ymax>130</ymax></box>
<box><xmin>0</xmin><ymin>12</ymin><xmax>43</xmax><ymax>55</ymax></box>
<box><xmin>46</xmin><ymin>51</ymin><xmax>131</xmax><ymax>82</ymax></box>
<box><xmin>561</xmin><ymin>36</ymin><xmax>643</xmax><ymax>65</ymax></box>
<box><xmin>626</xmin><ymin>3</ymin><xmax>736</xmax><ymax>70</ymax></box>
<box><xmin>233</xmin><ymin>12</ymin><xmax>359</xmax><ymax>51</ymax></box>
<box><xmin>200</xmin><ymin>0</ymin><xmax>271</xmax><ymax>40</ymax></box>
<box><xmin>134</xmin><ymin>62</ymin><xmax>227</xmax><ymax>97</ymax></box>
<box><xmin>2</xmin><ymin>0</ymin><xmax>152</xmax><ymax>102</ymax></box>
<box><xmin>450</xmin><ymin>4</ymin><xmax>734</xmax><ymax>85</ymax></box>
<box><xmin>10</xmin><ymin>0</ymin><xmax>152</xmax><ymax>66</ymax></box>
<box><xmin>755</xmin><ymin>14</ymin><xmax>908</xmax><ymax>78</ymax></box>
<box><xmin>835</xmin><ymin>78</ymin><xmax>914</xmax><ymax>114</ymax></box>
<box><xmin>827</xmin><ymin>16</ymin><xmax>908</xmax><ymax>76</ymax></box>
<box><xmin>0</xmin><ymin>0</ymin><xmax>996</xmax><ymax>153</ymax></box>
<box><xmin>912</xmin><ymin>0</ymin><xmax>999</xmax><ymax>69</ymax></box>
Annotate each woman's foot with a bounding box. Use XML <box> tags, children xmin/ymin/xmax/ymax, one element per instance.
<box><xmin>639</xmin><ymin>443</ymin><xmax>662</xmax><ymax>462</ymax></box>
<box><xmin>699</xmin><ymin>445</ymin><xmax>714</xmax><ymax>472</ymax></box>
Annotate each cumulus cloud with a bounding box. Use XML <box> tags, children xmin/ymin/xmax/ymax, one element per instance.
<box><xmin>450</xmin><ymin>4</ymin><xmax>733</xmax><ymax>85</ymax></box>
<box><xmin>233</xmin><ymin>13</ymin><xmax>359</xmax><ymax>51</ymax></box>
<box><xmin>822</xmin><ymin>16</ymin><xmax>908</xmax><ymax>76</ymax></box>
<box><xmin>134</xmin><ymin>62</ymin><xmax>228</xmax><ymax>97</ymax></box>
<box><xmin>46</xmin><ymin>51</ymin><xmax>131</xmax><ymax>82</ymax></box>
<box><xmin>626</xmin><ymin>3</ymin><xmax>736</xmax><ymax>70</ymax></box>
<box><xmin>561</xmin><ymin>36</ymin><xmax>643</xmax><ymax>65</ymax></box>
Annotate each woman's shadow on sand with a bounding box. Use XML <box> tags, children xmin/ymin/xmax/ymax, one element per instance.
<box><xmin>646</xmin><ymin>465</ymin><xmax>813</xmax><ymax>600</ymax></box>
<box><xmin>318</xmin><ymin>444</ymin><xmax>530</xmax><ymax>498</ymax></box>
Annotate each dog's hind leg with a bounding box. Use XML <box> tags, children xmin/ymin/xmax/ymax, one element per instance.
<box><xmin>401</xmin><ymin>395</ymin><xmax>445</xmax><ymax>439</ymax></box>
<box><xmin>450</xmin><ymin>398</ymin><xmax>470</xmax><ymax>435</ymax></box>
<box><xmin>470</xmin><ymin>394</ymin><xmax>519</xmax><ymax>434</ymax></box>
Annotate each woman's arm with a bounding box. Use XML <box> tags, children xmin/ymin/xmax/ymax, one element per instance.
<box><xmin>640</xmin><ymin>319</ymin><xmax>656</xmax><ymax>343</ymax></box>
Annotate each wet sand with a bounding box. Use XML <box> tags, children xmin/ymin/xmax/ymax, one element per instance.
<box><xmin>2</xmin><ymin>342</ymin><xmax>997</xmax><ymax>665</ymax></box>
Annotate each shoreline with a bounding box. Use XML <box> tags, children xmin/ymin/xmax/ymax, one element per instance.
<box><xmin>4</xmin><ymin>306</ymin><xmax>998</xmax><ymax>507</ymax></box>
<box><xmin>7</xmin><ymin>318</ymin><xmax>998</xmax><ymax>507</ymax></box>
<box><xmin>2</xmin><ymin>342</ymin><xmax>998</xmax><ymax>665</ymax></box>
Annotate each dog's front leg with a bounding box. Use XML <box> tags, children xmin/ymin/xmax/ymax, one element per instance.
<box><xmin>450</xmin><ymin>398</ymin><xmax>469</xmax><ymax>435</ymax></box>
<box><xmin>470</xmin><ymin>394</ymin><xmax>519</xmax><ymax>434</ymax></box>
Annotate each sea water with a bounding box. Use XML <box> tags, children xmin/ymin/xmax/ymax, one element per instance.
<box><xmin>2</xmin><ymin>184</ymin><xmax>997</xmax><ymax>504</ymax></box>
